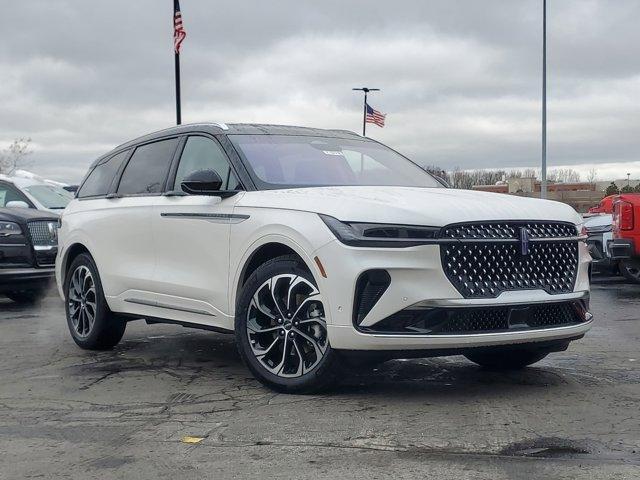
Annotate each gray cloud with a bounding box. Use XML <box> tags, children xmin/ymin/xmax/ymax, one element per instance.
<box><xmin>0</xmin><ymin>0</ymin><xmax>638</xmax><ymax>183</ymax></box>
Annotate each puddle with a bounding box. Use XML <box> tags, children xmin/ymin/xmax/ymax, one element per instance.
<box><xmin>501</xmin><ymin>437</ymin><xmax>595</xmax><ymax>458</ymax></box>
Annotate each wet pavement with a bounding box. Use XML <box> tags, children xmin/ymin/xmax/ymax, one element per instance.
<box><xmin>0</xmin><ymin>278</ymin><xmax>639</xmax><ymax>479</ymax></box>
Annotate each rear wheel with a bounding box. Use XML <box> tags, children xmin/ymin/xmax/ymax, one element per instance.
<box><xmin>619</xmin><ymin>258</ymin><xmax>640</xmax><ymax>284</ymax></box>
<box><xmin>64</xmin><ymin>253</ymin><xmax>126</xmax><ymax>350</ymax></box>
<box><xmin>465</xmin><ymin>349</ymin><xmax>549</xmax><ymax>370</ymax></box>
<box><xmin>6</xmin><ymin>288</ymin><xmax>48</xmax><ymax>304</ymax></box>
<box><xmin>235</xmin><ymin>255</ymin><xmax>341</xmax><ymax>393</ymax></box>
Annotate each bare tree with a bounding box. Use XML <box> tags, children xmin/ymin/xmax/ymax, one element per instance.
<box><xmin>586</xmin><ymin>168</ymin><xmax>598</xmax><ymax>183</ymax></box>
<box><xmin>547</xmin><ymin>168</ymin><xmax>580</xmax><ymax>183</ymax></box>
<box><xmin>0</xmin><ymin>138</ymin><xmax>33</xmax><ymax>175</ymax></box>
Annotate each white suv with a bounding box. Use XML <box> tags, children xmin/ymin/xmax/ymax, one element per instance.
<box><xmin>56</xmin><ymin>123</ymin><xmax>592</xmax><ymax>392</ymax></box>
<box><xmin>0</xmin><ymin>172</ymin><xmax>73</xmax><ymax>213</ymax></box>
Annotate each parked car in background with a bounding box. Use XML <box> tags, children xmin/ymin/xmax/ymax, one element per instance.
<box><xmin>56</xmin><ymin>123</ymin><xmax>592</xmax><ymax>393</ymax></box>
<box><xmin>0</xmin><ymin>207</ymin><xmax>59</xmax><ymax>303</ymax></box>
<box><xmin>609</xmin><ymin>194</ymin><xmax>640</xmax><ymax>284</ymax></box>
<box><xmin>584</xmin><ymin>213</ymin><xmax>615</xmax><ymax>273</ymax></box>
<box><xmin>0</xmin><ymin>171</ymin><xmax>73</xmax><ymax>213</ymax></box>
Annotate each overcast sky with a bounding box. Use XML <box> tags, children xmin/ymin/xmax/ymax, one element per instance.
<box><xmin>1</xmin><ymin>0</ymin><xmax>639</xmax><ymax>184</ymax></box>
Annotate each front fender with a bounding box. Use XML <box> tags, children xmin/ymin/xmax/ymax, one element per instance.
<box><xmin>228</xmin><ymin>208</ymin><xmax>335</xmax><ymax>320</ymax></box>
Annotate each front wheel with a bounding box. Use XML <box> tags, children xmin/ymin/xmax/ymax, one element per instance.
<box><xmin>619</xmin><ymin>258</ymin><xmax>640</xmax><ymax>284</ymax></box>
<box><xmin>235</xmin><ymin>255</ymin><xmax>341</xmax><ymax>393</ymax></box>
<box><xmin>465</xmin><ymin>349</ymin><xmax>549</xmax><ymax>370</ymax></box>
<box><xmin>64</xmin><ymin>253</ymin><xmax>126</xmax><ymax>350</ymax></box>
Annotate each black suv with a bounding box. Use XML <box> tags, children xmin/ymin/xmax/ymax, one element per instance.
<box><xmin>0</xmin><ymin>207</ymin><xmax>59</xmax><ymax>303</ymax></box>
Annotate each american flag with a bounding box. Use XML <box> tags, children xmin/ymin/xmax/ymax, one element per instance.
<box><xmin>174</xmin><ymin>0</ymin><xmax>186</xmax><ymax>54</ymax></box>
<box><xmin>365</xmin><ymin>103</ymin><xmax>386</xmax><ymax>128</ymax></box>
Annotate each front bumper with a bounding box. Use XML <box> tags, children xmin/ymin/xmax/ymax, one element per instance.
<box><xmin>587</xmin><ymin>231</ymin><xmax>614</xmax><ymax>265</ymax></box>
<box><xmin>0</xmin><ymin>267</ymin><xmax>55</xmax><ymax>293</ymax></box>
<box><xmin>314</xmin><ymin>239</ymin><xmax>592</xmax><ymax>351</ymax></box>
<box><xmin>608</xmin><ymin>238</ymin><xmax>635</xmax><ymax>260</ymax></box>
<box><xmin>328</xmin><ymin>318</ymin><xmax>593</xmax><ymax>351</ymax></box>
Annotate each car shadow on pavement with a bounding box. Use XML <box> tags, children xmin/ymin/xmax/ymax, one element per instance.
<box><xmin>63</xmin><ymin>325</ymin><xmax>573</xmax><ymax>400</ymax></box>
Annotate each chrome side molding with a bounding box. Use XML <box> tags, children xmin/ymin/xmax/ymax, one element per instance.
<box><xmin>160</xmin><ymin>212</ymin><xmax>249</xmax><ymax>224</ymax></box>
<box><xmin>124</xmin><ymin>298</ymin><xmax>215</xmax><ymax>317</ymax></box>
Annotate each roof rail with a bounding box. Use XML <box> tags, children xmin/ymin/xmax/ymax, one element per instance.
<box><xmin>329</xmin><ymin>129</ymin><xmax>360</xmax><ymax>136</ymax></box>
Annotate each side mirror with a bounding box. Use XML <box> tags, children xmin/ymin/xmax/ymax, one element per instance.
<box><xmin>6</xmin><ymin>200</ymin><xmax>31</xmax><ymax>209</ymax></box>
<box><xmin>180</xmin><ymin>169</ymin><xmax>223</xmax><ymax>195</ymax></box>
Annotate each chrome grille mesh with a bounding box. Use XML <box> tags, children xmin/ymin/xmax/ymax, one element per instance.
<box><xmin>441</xmin><ymin>222</ymin><xmax>577</xmax><ymax>240</ymax></box>
<box><xmin>440</xmin><ymin>222</ymin><xmax>579</xmax><ymax>299</ymax></box>
<box><xmin>27</xmin><ymin>221</ymin><xmax>58</xmax><ymax>247</ymax></box>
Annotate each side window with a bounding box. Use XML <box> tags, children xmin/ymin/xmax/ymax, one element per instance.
<box><xmin>174</xmin><ymin>136</ymin><xmax>239</xmax><ymax>191</ymax></box>
<box><xmin>78</xmin><ymin>150</ymin><xmax>129</xmax><ymax>199</ymax></box>
<box><xmin>117</xmin><ymin>138</ymin><xmax>179</xmax><ymax>195</ymax></box>
<box><xmin>0</xmin><ymin>182</ymin><xmax>32</xmax><ymax>207</ymax></box>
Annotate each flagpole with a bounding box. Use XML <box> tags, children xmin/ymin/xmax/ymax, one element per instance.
<box><xmin>175</xmin><ymin>51</ymin><xmax>181</xmax><ymax>125</ymax></box>
<box><xmin>541</xmin><ymin>0</ymin><xmax>547</xmax><ymax>199</ymax></box>
<box><xmin>352</xmin><ymin>87</ymin><xmax>380</xmax><ymax>137</ymax></box>
<box><xmin>362</xmin><ymin>90</ymin><xmax>367</xmax><ymax>136</ymax></box>
<box><xmin>174</xmin><ymin>0</ymin><xmax>181</xmax><ymax>125</ymax></box>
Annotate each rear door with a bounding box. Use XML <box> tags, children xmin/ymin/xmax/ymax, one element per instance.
<box><xmin>98</xmin><ymin>138</ymin><xmax>179</xmax><ymax>297</ymax></box>
<box><xmin>151</xmin><ymin>134</ymin><xmax>244</xmax><ymax>326</ymax></box>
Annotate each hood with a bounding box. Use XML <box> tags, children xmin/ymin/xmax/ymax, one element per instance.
<box><xmin>0</xmin><ymin>207</ymin><xmax>59</xmax><ymax>223</ymax></box>
<box><xmin>237</xmin><ymin>186</ymin><xmax>582</xmax><ymax>226</ymax></box>
<box><xmin>584</xmin><ymin>214</ymin><xmax>612</xmax><ymax>230</ymax></box>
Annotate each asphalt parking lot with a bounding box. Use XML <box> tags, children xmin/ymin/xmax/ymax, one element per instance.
<box><xmin>0</xmin><ymin>278</ymin><xmax>639</xmax><ymax>480</ymax></box>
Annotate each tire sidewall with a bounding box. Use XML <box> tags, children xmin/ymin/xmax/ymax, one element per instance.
<box><xmin>235</xmin><ymin>257</ymin><xmax>338</xmax><ymax>392</ymax></box>
<box><xmin>64</xmin><ymin>253</ymin><xmax>110</xmax><ymax>346</ymax></box>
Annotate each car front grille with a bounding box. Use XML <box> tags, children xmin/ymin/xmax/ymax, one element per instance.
<box><xmin>440</xmin><ymin>221</ymin><xmax>579</xmax><ymax>299</ymax></box>
<box><xmin>27</xmin><ymin>220</ymin><xmax>58</xmax><ymax>267</ymax></box>
<box><xmin>357</xmin><ymin>301</ymin><xmax>588</xmax><ymax>335</ymax></box>
<box><xmin>440</xmin><ymin>222</ymin><xmax>577</xmax><ymax>240</ymax></box>
<box><xmin>27</xmin><ymin>221</ymin><xmax>58</xmax><ymax>247</ymax></box>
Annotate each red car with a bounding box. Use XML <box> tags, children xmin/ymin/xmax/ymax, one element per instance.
<box><xmin>609</xmin><ymin>194</ymin><xmax>640</xmax><ymax>283</ymax></box>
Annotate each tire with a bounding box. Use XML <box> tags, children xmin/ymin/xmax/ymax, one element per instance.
<box><xmin>619</xmin><ymin>258</ymin><xmax>640</xmax><ymax>284</ymax></box>
<box><xmin>235</xmin><ymin>254</ymin><xmax>341</xmax><ymax>393</ymax></box>
<box><xmin>6</xmin><ymin>288</ymin><xmax>47</xmax><ymax>304</ymax></box>
<box><xmin>64</xmin><ymin>253</ymin><xmax>126</xmax><ymax>350</ymax></box>
<box><xmin>464</xmin><ymin>349</ymin><xmax>549</xmax><ymax>370</ymax></box>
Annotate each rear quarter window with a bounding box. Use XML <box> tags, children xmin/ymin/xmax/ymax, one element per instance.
<box><xmin>78</xmin><ymin>150</ymin><xmax>130</xmax><ymax>199</ymax></box>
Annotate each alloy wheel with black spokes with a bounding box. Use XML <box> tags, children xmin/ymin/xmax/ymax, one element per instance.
<box><xmin>236</xmin><ymin>255</ymin><xmax>340</xmax><ymax>392</ymax></box>
<box><xmin>64</xmin><ymin>253</ymin><xmax>126</xmax><ymax>350</ymax></box>
<box><xmin>247</xmin><ymin>273</ymin><xmax>328</xmax><ymax>378</ymax></box>
<box><xmin>68</xmin><ymin>265</ymin><xmax>97</xmax><ymax>338</ymax></box>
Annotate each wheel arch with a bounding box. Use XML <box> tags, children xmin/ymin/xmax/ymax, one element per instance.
<box><xmin>232</xmin><ymin>237</ymin><xmax>321</xmax><ymax>314</ymax></box>
<box><xmin>61</xmin><ymin>242</ymin><xmax>93</xmax><ymax>287</ymax></box>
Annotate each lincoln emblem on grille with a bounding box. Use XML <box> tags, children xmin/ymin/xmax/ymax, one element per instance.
<box><xmin>519</xmin><ymin>227</ymin><xmax>530</xmax><ymax>256</ymax></box>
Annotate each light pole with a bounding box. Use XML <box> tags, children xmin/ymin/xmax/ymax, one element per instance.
<box><xmin>627</xmin><ymin>173</ymin><xmax>631</xmax><ymax>188</ymax></box>
<box><xmin>352</xmin><ymin>87</ymin><xmax>380</xmax><ymax>136</ymax></box>
<box><xmin>541</xmin><ymin>0</ymin><xmax>547</xmax><ymax>199</ymax></box>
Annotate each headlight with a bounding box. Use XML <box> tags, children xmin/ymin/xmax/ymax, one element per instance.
<box><xmin>0</xmin><ymin>221</ymin><xmax>22</xmax><ymax>236</ymax></box>
<box><xmin>319</xmin><ymin>214</ymin><xmax>440</xmax><ymax>247</ymax></box>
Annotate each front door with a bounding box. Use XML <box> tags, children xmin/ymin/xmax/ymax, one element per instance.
<box><xmin>151</xmin><ymin>135</ymin><xmax>243</xmax><ymax>328</ymax></box>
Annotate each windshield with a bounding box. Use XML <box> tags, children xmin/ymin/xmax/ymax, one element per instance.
<box><xmin>24</xmin><ymin>184</ymin><xmax>73</xmax><ymax>209</ymax></box>
<box><xmin>229</xmin><ymin>135</ymin><xmax>442</xmax><ymax>189</ymax></box>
